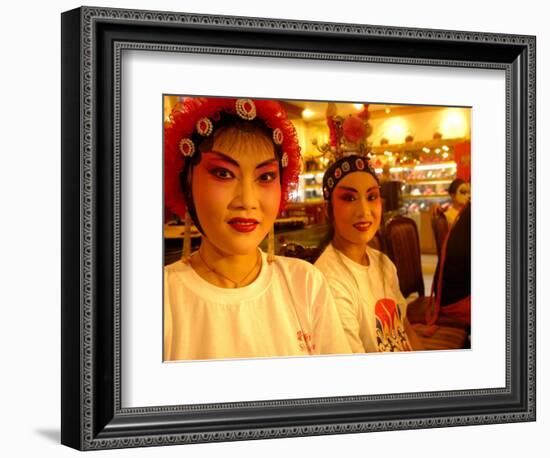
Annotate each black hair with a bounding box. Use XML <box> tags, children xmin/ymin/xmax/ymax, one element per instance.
<box><xmin>448</xmin><ymin>178</ymin><xmax>466</xmax><ymax>196</ymax></box>
<box><xmin>322</xmin><ymin>155</ymin><xmax>379</xmax><ymax>204</ymax></box>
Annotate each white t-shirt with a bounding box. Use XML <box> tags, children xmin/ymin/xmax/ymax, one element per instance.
<box><xmin>164</xmin><ymin>251</ymin><xmax>351</xmax><ymax>361</ymax></box>
<box><xmin>314</xmin><ymin>244</ymin><xmax>412</xmax><ymax>353</ymax></box>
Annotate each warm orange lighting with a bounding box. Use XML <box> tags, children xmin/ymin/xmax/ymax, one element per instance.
<box><xmin>440</xmin><ymin>109</ymin><xmax>468</xmax><ymax>138</ymax></box>
<box><xmin>383</xmin><ymin>117</ymin><xmax>408</xmax><ymax>144</ymax></box>
<box><xmin>302</xmin><ymin>109</ymin><xmax>314</xmax><ymax>119</ymax></box>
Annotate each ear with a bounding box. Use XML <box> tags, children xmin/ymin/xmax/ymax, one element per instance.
<box><xmin>323</xmin><ymin>200</ymin><xmax>330</xmax><ymax>221</ymax></box>
<box><xmin>323</xmin><ymin>200</ymin><xmax>336</xmax><ymax>225</ymax></box>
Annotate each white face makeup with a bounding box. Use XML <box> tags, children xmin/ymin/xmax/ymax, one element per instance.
<box><xmin>453</xmin><ymin>182</ymin><xmax>471</xmax><ymax>207</ymax></box>
<box><xmin>331</xmin><ymin>172</ymin><xmax>382</xmax><ymax>248</ymax></box>
<box><xmin>191</xmin><ymin>139</ymin><xmax>281</xmax><ymax>257</ymax></box>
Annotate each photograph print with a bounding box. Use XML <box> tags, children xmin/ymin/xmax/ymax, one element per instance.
<box><xmin>163</xmin><ymin>96</ymin><xmax>472</xmax><ymax>362</ymax></box>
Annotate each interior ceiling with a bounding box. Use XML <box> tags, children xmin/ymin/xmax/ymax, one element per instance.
<box><xmin>282</xmin><ymin>100</ymin><xmax>392</xmax><ymax>121</ymax></box>
<box><xmin>282</xmin><ymin>100</ymin><xmax>444</xmax><ymax>122</ymax></box>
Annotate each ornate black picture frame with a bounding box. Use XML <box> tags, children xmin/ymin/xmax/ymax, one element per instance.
<box><xmin>61</xmin><ymin>6</ymin><xmax>536</xmax><ymax>450</ymax></box>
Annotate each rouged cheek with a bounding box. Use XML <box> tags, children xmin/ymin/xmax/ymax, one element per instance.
<box><xmin>258</xmin><ymin>186</ymin><xmax>281</xmax><ymax>216</ymax></box>
<box><xmin>371</xmin><ymin>202</ymin><xmax>383</xmax><ymax>226</ymax></box>
<box><xmin>192</xmin><ymin>170</ymin><xmax>233</xmax><ymax>214</ymax></box>
<box><xmin>263</xmin><ymin>189</ymin><xmax>281</xmax><ymax>205</ymax></box>
<box><xmin>194</xmin><ymin>167</ymin><xmax>232</xmax><ymax>194</ymax></box>
<box><xmin>333</xmin><ymin>207</ymin><xmax>355</xmax><ymax>228</ymax></box>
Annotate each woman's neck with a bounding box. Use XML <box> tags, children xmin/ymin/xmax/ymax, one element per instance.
<box><xmin>331</xmin><ymin>234</ymin><xmax>369</xmax><ymax>266</ymax></box>
<box><xmin>190</xmin><ymin>238</ymin><xmax>262</xmax><ymax>288</ymax></box>
<box><xmin>451</xmin><ymin>202</ymin><xmax>463</xmax><ymax>211</ymax></box>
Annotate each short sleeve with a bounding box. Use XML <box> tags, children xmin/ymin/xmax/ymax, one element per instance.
<box><xmin>319</xmin><ymin>274</ymin><xmax>366</xmax><ymax>353</ymax></box>
<box><xmin>163</xmin><ymin>270</ymin><xmax>173</xmax><ymax>361</ymax></box>
<box><xmin>383</xmin><ymin>255</ymin><xmax>409</xmax><ymax>318</ymax></box>
<box><xmin>308</xmin><ymin>269</ymin><xmax>353</xmax><ymax>355</ymax></box>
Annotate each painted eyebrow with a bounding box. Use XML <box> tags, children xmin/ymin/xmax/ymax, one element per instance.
<box><xmin>336</xmin><ymin>185</ymin><xmax>380</xmax><ymax>193</ymax></box>
<box><xmin>206</xmin><ymin>151</ymin><xmax>278</xmax><ymax>170</ymax></box>
<box><xmin>204</xmin><ymin>151</ymin><xmax>240</xmax><ymax>168</ymax></box>
<box><xmin>255</xmin><ymin>158</ymin><xmax>279</xmax><ymax>169</ymax></box>
<box><xmin>336</xmin><ymin>186</ymin><xmax>358</xmax><ymax>193</ymax></box>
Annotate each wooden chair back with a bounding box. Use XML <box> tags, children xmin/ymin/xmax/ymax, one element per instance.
<box><xmin>431</xmin><ymin>211</ymin><xmax>449</xmax><ymax>258</ymax></box>
<box><xmin>385</xmin><ymin>215</ymin><xmax>425</xmax><ymax>298</ymax></box>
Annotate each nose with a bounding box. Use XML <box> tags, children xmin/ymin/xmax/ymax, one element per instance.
<box><xmin>354</xmin><ymin>196</ymin><xmax>371</xmax><ymax>217</ymax></box>
<box><xmin>233</xmin><ymin>177</ymin><xmax>259</xmax><ymax>210</ymax></box>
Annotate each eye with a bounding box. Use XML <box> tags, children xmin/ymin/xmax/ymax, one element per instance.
<box><xmin>338</xmin><ymin>193</ymin><xmax>357</xmax><ymax>202</ymax></box>
<box><xmin>209</xmin><ymin>167</ymin><xmax>235</xmax><ymax>180</ymax></box>
<box><xmin>367</xmin><ymin>192</ymin><xmax>381</xmax><ymax>202</ymax></box>
<box><xmin>257</xmin><ymin>171</ymin><xmax>278</xmax><ymax>184</ymax></box>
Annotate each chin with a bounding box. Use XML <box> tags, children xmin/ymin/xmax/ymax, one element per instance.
<box><xmin>366</xmin><ymin>229</ymin><xmax>378</xmax><ymax>243</ymax></box>
<box><xmin>350</xmin><ymin>231</ymin><xmax>377</xmax><ymax>247</ymax></box>
<box><xmin>224</xmin><ymin>234</ymin><xmax>265</xmax><ymax>256</ymax></box>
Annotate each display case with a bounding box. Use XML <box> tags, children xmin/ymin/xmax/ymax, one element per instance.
<box><xmin>383</xmin><ymin>162</ymin><xmax>456</xmax><ymax>254</ymax></box>
<box><xmin>299</xmin><ymin>171</ymin><xmax>325</xmax><ymax>202</ymax></box>
<box><xmin>390</xmin><ymin>161</ymin><xmax>456</xmax><ymax>213</ymax></box>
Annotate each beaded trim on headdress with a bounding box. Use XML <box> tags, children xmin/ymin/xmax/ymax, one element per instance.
<box><xmin>175</xmin><ymin>99</ymin><xmax>264</xmax><ymax>161</ymax></box>
<box><xmin>322</xmin><ymin>155</ymin><xmax>378</xmax><ymax>201</ymax></box>
<box><xmin>164</xmin><ymin>97</ymin><xmax>302</xmax><ymax>219</ymax></box>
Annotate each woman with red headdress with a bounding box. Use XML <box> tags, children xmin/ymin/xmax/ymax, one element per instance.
<box><xmin>164</xmin><ymin>97</ymin><xmax>350</xmax><ymax>361</ymax></box>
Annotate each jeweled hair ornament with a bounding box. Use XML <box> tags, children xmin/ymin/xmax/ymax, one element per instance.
<box><xmin>164</xmin><ymin>97</ymin><xmax>302</xmax><ymax>220</ymax></box>
<box><xmin>322</xmin><ymin>155</ymin><xmax>378</xmax><ymax>201</ymax></box>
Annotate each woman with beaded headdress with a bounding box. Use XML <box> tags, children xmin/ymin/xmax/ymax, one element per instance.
<box><xmin>163</xmin><ymin>97</ymin><xmax>350</xmax><ymax>361</ymax></box>
<box><xmin>314</xmin><ymin>105</ymin><xmax>423</xmax><ymax>353</ymax></box>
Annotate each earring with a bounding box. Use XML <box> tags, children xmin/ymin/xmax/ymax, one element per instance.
<box><xmin>267</xmin><ymin>225</ymin><xmax>275</xmax><ymax>263</ymax></box>
<box><xmin>181</xmin><ymin>211</ymin><xmax>192</xmax><ymax>263</ymax></box>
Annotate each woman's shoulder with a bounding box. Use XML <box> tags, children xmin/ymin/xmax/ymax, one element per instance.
<box><xmin>273</xmin><ymin>254</ymin><xmax>321</xmax><ymax>279</ymax></box>
<box><xmin>313</xmin><ymin>246</ymin><xmax>358</xmax><ymax>289</ymax></box>
<box><xmin>164</xmin><ymin>259</ymin><xmax>192</xmax><ymax>276</ymax></box>
<box><xmin>366</xmin><ymin>246</ymin><xmax>398</xmax><ymax>276</ymax></box>
<box><xmin>366</xmin><ymin>246</ymin><xmax>389</xmax><ymax>263</ymax></box>
<box><xmin>313</xmin><ymin>244</ymin><xmax>338</xmax><ymax>272</ymax></box>
<box><xmin>270</xmin><ymin>255</ymin><xmax>330</xmax><ymax>300</ymax></box>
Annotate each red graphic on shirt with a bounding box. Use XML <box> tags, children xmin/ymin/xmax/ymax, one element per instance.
<box><xmin>375</xmin><ymin>298</ymin><xmax>413</xmax><ymax>352</ymax></box>
<box><xmin>297</xmin><ymin>330</ymin><xmax>316</xmax><ymax>352</ymax></box>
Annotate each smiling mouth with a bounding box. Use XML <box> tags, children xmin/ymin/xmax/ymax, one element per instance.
<box><xmin>228</xmin><ymin>218</ymin><xmax>260</xmax><ymax>233</ymax></box>
<box><xmin>353</xmin><ymin>222</ymin><xmax>372</xmax><ymax>232</ymax></box>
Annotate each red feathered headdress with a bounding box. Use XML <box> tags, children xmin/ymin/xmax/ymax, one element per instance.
<box><xmin>164</xmin><ymin>97</ymin><xmax>302</xmax><ymax>219</ymax></box>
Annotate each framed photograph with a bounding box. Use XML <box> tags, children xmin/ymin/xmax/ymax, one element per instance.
<box><xmin>61</xmin><ymin>6</ymin><xmax>535</xmax><ymax>450</ymax></box>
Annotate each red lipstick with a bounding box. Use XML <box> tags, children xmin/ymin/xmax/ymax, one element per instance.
<box><xmin>353</xmin><ymin>222</ymin><xmax>372</xmax><ymax>232</ymax></box>
<box><xmin>228</xmin><ymin>218</ymin><xmax>259</xmax><ymax>233</ymax></box>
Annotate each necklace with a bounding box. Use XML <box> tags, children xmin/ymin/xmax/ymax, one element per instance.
<box><xmin>332</xmin><ymin>241</ymin><xmax>369</xmax><ymax>266</ymax></box>
<box><xmin>196</xmin><ymin>248</ymin><xmax>261</xmax><ymax>288</ymax></box>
